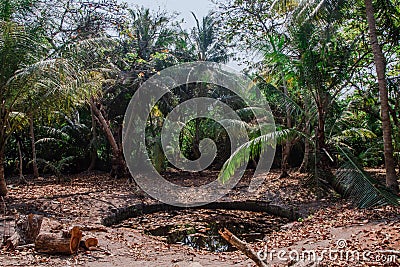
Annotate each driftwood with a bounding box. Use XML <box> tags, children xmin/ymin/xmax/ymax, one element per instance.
<box><xmin>35</xmin><ymin>226</ymin><xmax>82</xmax><ymax>255</ymax></box>
<box><xmin>101</xmin><ymin>200</ymin><xmax>301</xmax><ymax>226</ymax></box>
<box><xmin>5</xmin><ymin>214</ymin><xmax>43</xmax><ymax>250</ymax></box>
<box><xmin>219</xmin><ymin>228</ymin><xmax>267</xmax><ymax>267</ymax></box>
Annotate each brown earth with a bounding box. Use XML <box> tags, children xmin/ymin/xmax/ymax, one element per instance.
<box><xmin>0</xmin><ymin>170</ymin><xmax>399</xmax><ymax>266</ymax></box>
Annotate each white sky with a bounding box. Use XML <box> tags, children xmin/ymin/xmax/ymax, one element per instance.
<box><xmin>124</xmin><ymin>0</ymin><xmax>214</xmax><ymax>29</ymax></box>
<box><xmin>121</xmin><ymin>0</ymin><xmax>245</xmax><ymax>70</ymax></box>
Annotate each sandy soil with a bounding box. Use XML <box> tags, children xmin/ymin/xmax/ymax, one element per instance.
<box><xmin>0</xmin><ymin>170</ymin><xmax>399</xmax><ymax>266</ymax></box>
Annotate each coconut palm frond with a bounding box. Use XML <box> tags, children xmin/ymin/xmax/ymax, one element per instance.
<box><xmin>35</xmin><ymin>137</ymin><xmax>66</xmax><ymax>145</ymax></box>
<box><xmin>335</xmin><ymin>146</ymin><xmax>400</xmax><ymax>208</ymax></box>
<box><xmin>61</xmin><ymin>37</ymin><xmax>117</xmax><ymax>61</ymax></box>
<box><xmin>257</xmin><ymin>78</ymin><xmax>305</xmax><ymax>116</ymax></box>
<box><xmin>293</xmin><ymin>0</ymin><xmax>348</xmax><ymax>25</ymax></box>
<box><xmin>41</xmin><ymin>126</ymin><xmax>70</xmax><ymax>140</ymax></box>
<box><xmin>218</xmin><ymin>128</ymin><xmax>303</xmax><ymax>184</ymax></box>
<box><xmin>218</xmin><ymin>118</ymin><xmax>250</xmax><ymax>131</ymax></box>
<box><xmin>235</xmin><ymin>107</ymin><xmax>273</xmax><ymax>122</ymax></box>
<box><xmin>329</xmin><ymin>127</ymin><xmax>377</xmax><ymax>145</ymax></box>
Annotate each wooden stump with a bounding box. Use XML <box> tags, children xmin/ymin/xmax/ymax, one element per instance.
<box><xmin>5</xmin><ymin>214</ymin><xmax>43</xmax><ymax>250</ymax></box>
<box><xmin>35</xmin><ymin>226</ymin><xmax>82</xmax><ymax>255</ymax></box>
<box><xmin>80</xmin><ymin>236</ymin><xmax>99</xmax><ymax>249</ymax></box>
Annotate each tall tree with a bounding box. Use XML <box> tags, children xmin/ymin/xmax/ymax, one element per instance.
<box><xmin>0</xmin><ymin>0</ymin><xmax>113</xmax><ymax>195</ymax></box>
<box><xmin>364</xmin><ymin>0</ymin><xmax>399</xmax><ymax>193</ymax></box>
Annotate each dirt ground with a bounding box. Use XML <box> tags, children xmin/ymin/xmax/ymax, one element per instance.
<box><xmin>0</xmin><ymin>170</ymin><xmax>399</xmax><ymax>266</ymax></box>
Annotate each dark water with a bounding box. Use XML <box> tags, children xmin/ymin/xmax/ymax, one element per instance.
<box><xmin>145</xmin><ymin>220</ymin><xmax>267</xmax><ymax>252</ymax></box>
<box><xmin>121</xmin><ymin>209</ymin><xmax>288</xmax><ymax>252</ymax></box>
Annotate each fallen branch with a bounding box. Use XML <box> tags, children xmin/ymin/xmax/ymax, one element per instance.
<box><xmin>219</xmin><ymin>228</ymin><xmax>267</xmax><ymax>267</ymax></box>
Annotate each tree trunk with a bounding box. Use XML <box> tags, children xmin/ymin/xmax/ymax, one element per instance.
<box><xmin>315</xmin><ymin>104</ymin><xmax>334</xmax><ymax>194</ymax></box>
<box><xmin>0</xmin><ymin>148</ymin><xmax>7</xmax><ymax>197</ymax></box>
<box><xmin>89</xmin><ymin>99</ymin><xmax>126</xmax><ymax>178</ymax></box>
<box><xmin>5</xmin><ymin>214</ymin><xmax>43</xmax><ymax>250</ymax></box>
<box><xmin>29</xmin><ymin>115</ymin><xmax>39</xmax><ymax>178</ymax></box>
<box><xmin>298</xmin><ymin>137</ymin><xmax>310</xmax><ymax>173</ymax></box>
<box><xmin>281</xmin><ymin>72</ymin><xmax>291</xmax><ymax>178</ymax></box>
<box><xmin>87</xmin><ymin>107</ymin><xmax>97</xmax><ymax>172</ymax></box>
<box><xmin>365</xmin><ymin>0</ymin><xmax>399</xmax><ymax>193</ymax></box>
<box><xmin>35</xmin><ymin>233</ymin><xmax>72</xmax><ymax>254</ymax></box>
<box><xmin>16</xmin><ymin>137</ymin><xmax>25</xmax><ymax>183</ymax></box>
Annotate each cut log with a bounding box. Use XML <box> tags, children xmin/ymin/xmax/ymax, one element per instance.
<box><xmin>219</xmin><ymin>228</ymin><xmax>267</xmax><ymax>267</ymax></box>
<box><xmin>5</xmin><ymin>214</ymin><xmax>43</xmax><ymax>250</ymax></box>
<box><xmin>80</xmin><ymin>236</ymin><xmax>99</xmax><ymax>249</ymax></box>
<box><xmin>69</xmin><ymin>226</ymin><xmax>82</xmax><ymax>253</ymax></box>
<box><xmin>35</xmin><ymin>233</ymin><xmax>73</xmax><ymax>255</ymax></box>
<box><xmin>35</xmin><ymin>226</ymin><xmax>82</xmax><ymax>255</ymax></box>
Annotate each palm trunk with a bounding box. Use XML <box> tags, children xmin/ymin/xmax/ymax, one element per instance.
<box><xmin>90</xmin><ymin>99</ymin><xmax>126</xmax><ymax>178</ymax></box>
<box><xmin>299</xmin><ymin>137</ymin><xmax>310</xmax><ymax>173</ymax></box>
<box><xmin>193</xmin><ymin>118</ymin><xmax>201</xmax><ymax>159</ymax></box>
<box><xmin>281</xmin><ymin>72</ymin><xmax>291</xmax><ymax>178</ymax></box>
<box><xmin>365</xmin><ymin>0</ymin><xmax>399</xmax><ymax>193</ymax></box>
<box><xmin>29</xmin><ymin>115</ymin><xmax>39</xmax><ymax>178</ymax></box>
<box><xmin>316</xmin><ymin>104</ymin><xmax>333</xmax><ymax>187</ymax></box>
<box><xmin>299</xmin><ymin>104</ymin><xmax>311</xmax><ymax>173</ymax></box>
<box><xmin>0</xmin><ymin>148</ymin><xmax>7</xmax><ymax>197</ymax></box>
<box><xmin>317</xmin><ymin>108</ymin><xmax>327</xmax><ymax>166</ymax></box>
<box><xmin>17</xmin><ymin>137</ymin><xmax>25</xmax><ymax>183</ymax></box>
<box><xmin>87</xmin><ymin>107</ymin><xmax>97</xmax><ymax>172</ymax></box>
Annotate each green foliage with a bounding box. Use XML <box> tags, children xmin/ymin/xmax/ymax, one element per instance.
<box><xmin>1</xmin><ymin>0</ymin><xmax>399</xmax><ymax>204</ymax></box>
<box><xmin>335</xmin><ymin>146</ymin><xmax>400</xmax><ymax>208</ymax></box>
<box><xmin>218</xmin><ymin>128</ymin><xmax>302</xmax><ymax>184</ymax></box>
<box><xmin>35</xmin><ymin>156</ymin><xmax>75</xmax><ymax>181</ymax></box>
<box><xmin>35</xmin><ymin>111</ymin><xmax>93</xmax><ymax>172</ymax></box>
<box><xmin>190</xmin><ymin>12</ymin><xmax>230</xmax><ymax>63</ymax></box>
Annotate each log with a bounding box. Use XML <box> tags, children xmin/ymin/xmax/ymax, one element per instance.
<box><xmin>35</xmin><ymin>233</ymin><xmax>73</xmax><ymax>255</ymax></box>
<box><xmin>35</xmin><ymin>226</ymin><xmax>82</xmax><ymax>255</ymax></box>
<box><xmin>5</xmin><ymin>214</ymin><xmax>43</xmax><ymax>250</ymax></box>
<box><xmin>80</xmin><ymin>236</ymin><xmax>99</xmax><ymax>249</ymax></box>
<box><xmin>219</xmin><ymin>228</ymin><xmax>267</xmax><ymax>267</ymax></box>
<box><xmin>69</xmin><ymin>226</ymin><xmax>82</xmax><ymax>253</ymax></box>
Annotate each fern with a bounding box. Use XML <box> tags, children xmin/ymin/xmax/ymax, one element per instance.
<box><xmin>35</xmin><ymin>156</ymin><xmax>75</xmax><ymax>180</ymax></box>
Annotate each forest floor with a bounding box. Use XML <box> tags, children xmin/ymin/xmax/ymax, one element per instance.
<box><xmin>0</xmin><ymin>169</ymin><xmax>399</xmax><ymax>267</ymax></box>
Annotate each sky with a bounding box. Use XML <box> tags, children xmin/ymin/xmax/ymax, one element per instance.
<box><xmin>122</xmin><ymin>0</ymin><xmax>245</xmax><ymax>70</ymax></box>
<box><xmin>124</xmin><ymin>0</ymin><xmax>214</xmax><ymax>29</ymax></box>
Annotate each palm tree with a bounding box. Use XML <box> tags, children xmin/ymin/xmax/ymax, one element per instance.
<box><xmin>291</xmin><ymin>0</ymin><xmax>399</xmax><ymax>193</ymax></box>
<box><xmin>290</xmin><ymin>0</ymin><xmax>400</xmax><ymax>193</ymax></box>
<box><xmin>190</xmin><ymin>12</ymin><xmax>230</xmax><ymax>63</ymax></box>
<box><xmin>0</xmin><ymin>19</ymin><xmax>71</xmax><ymax>195</ymax></box>
<box><xmin>184</xmin><ymin>12</ymin><xmax>231</xmax><ymax>161</ymax></box>
<box><xmin>364</xmin><ymin>0</ymin><xmax>399</xmax><ymax>193</ymax></box>
<box><xmin>0</xmin><ymin>1</ymin><xmax>113</xmax><ymax>195</ymax></box>
<box><xmin>217</xmin><ymin>0</ymin><xmax>400</xmax><ymax>206</ymax></box>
